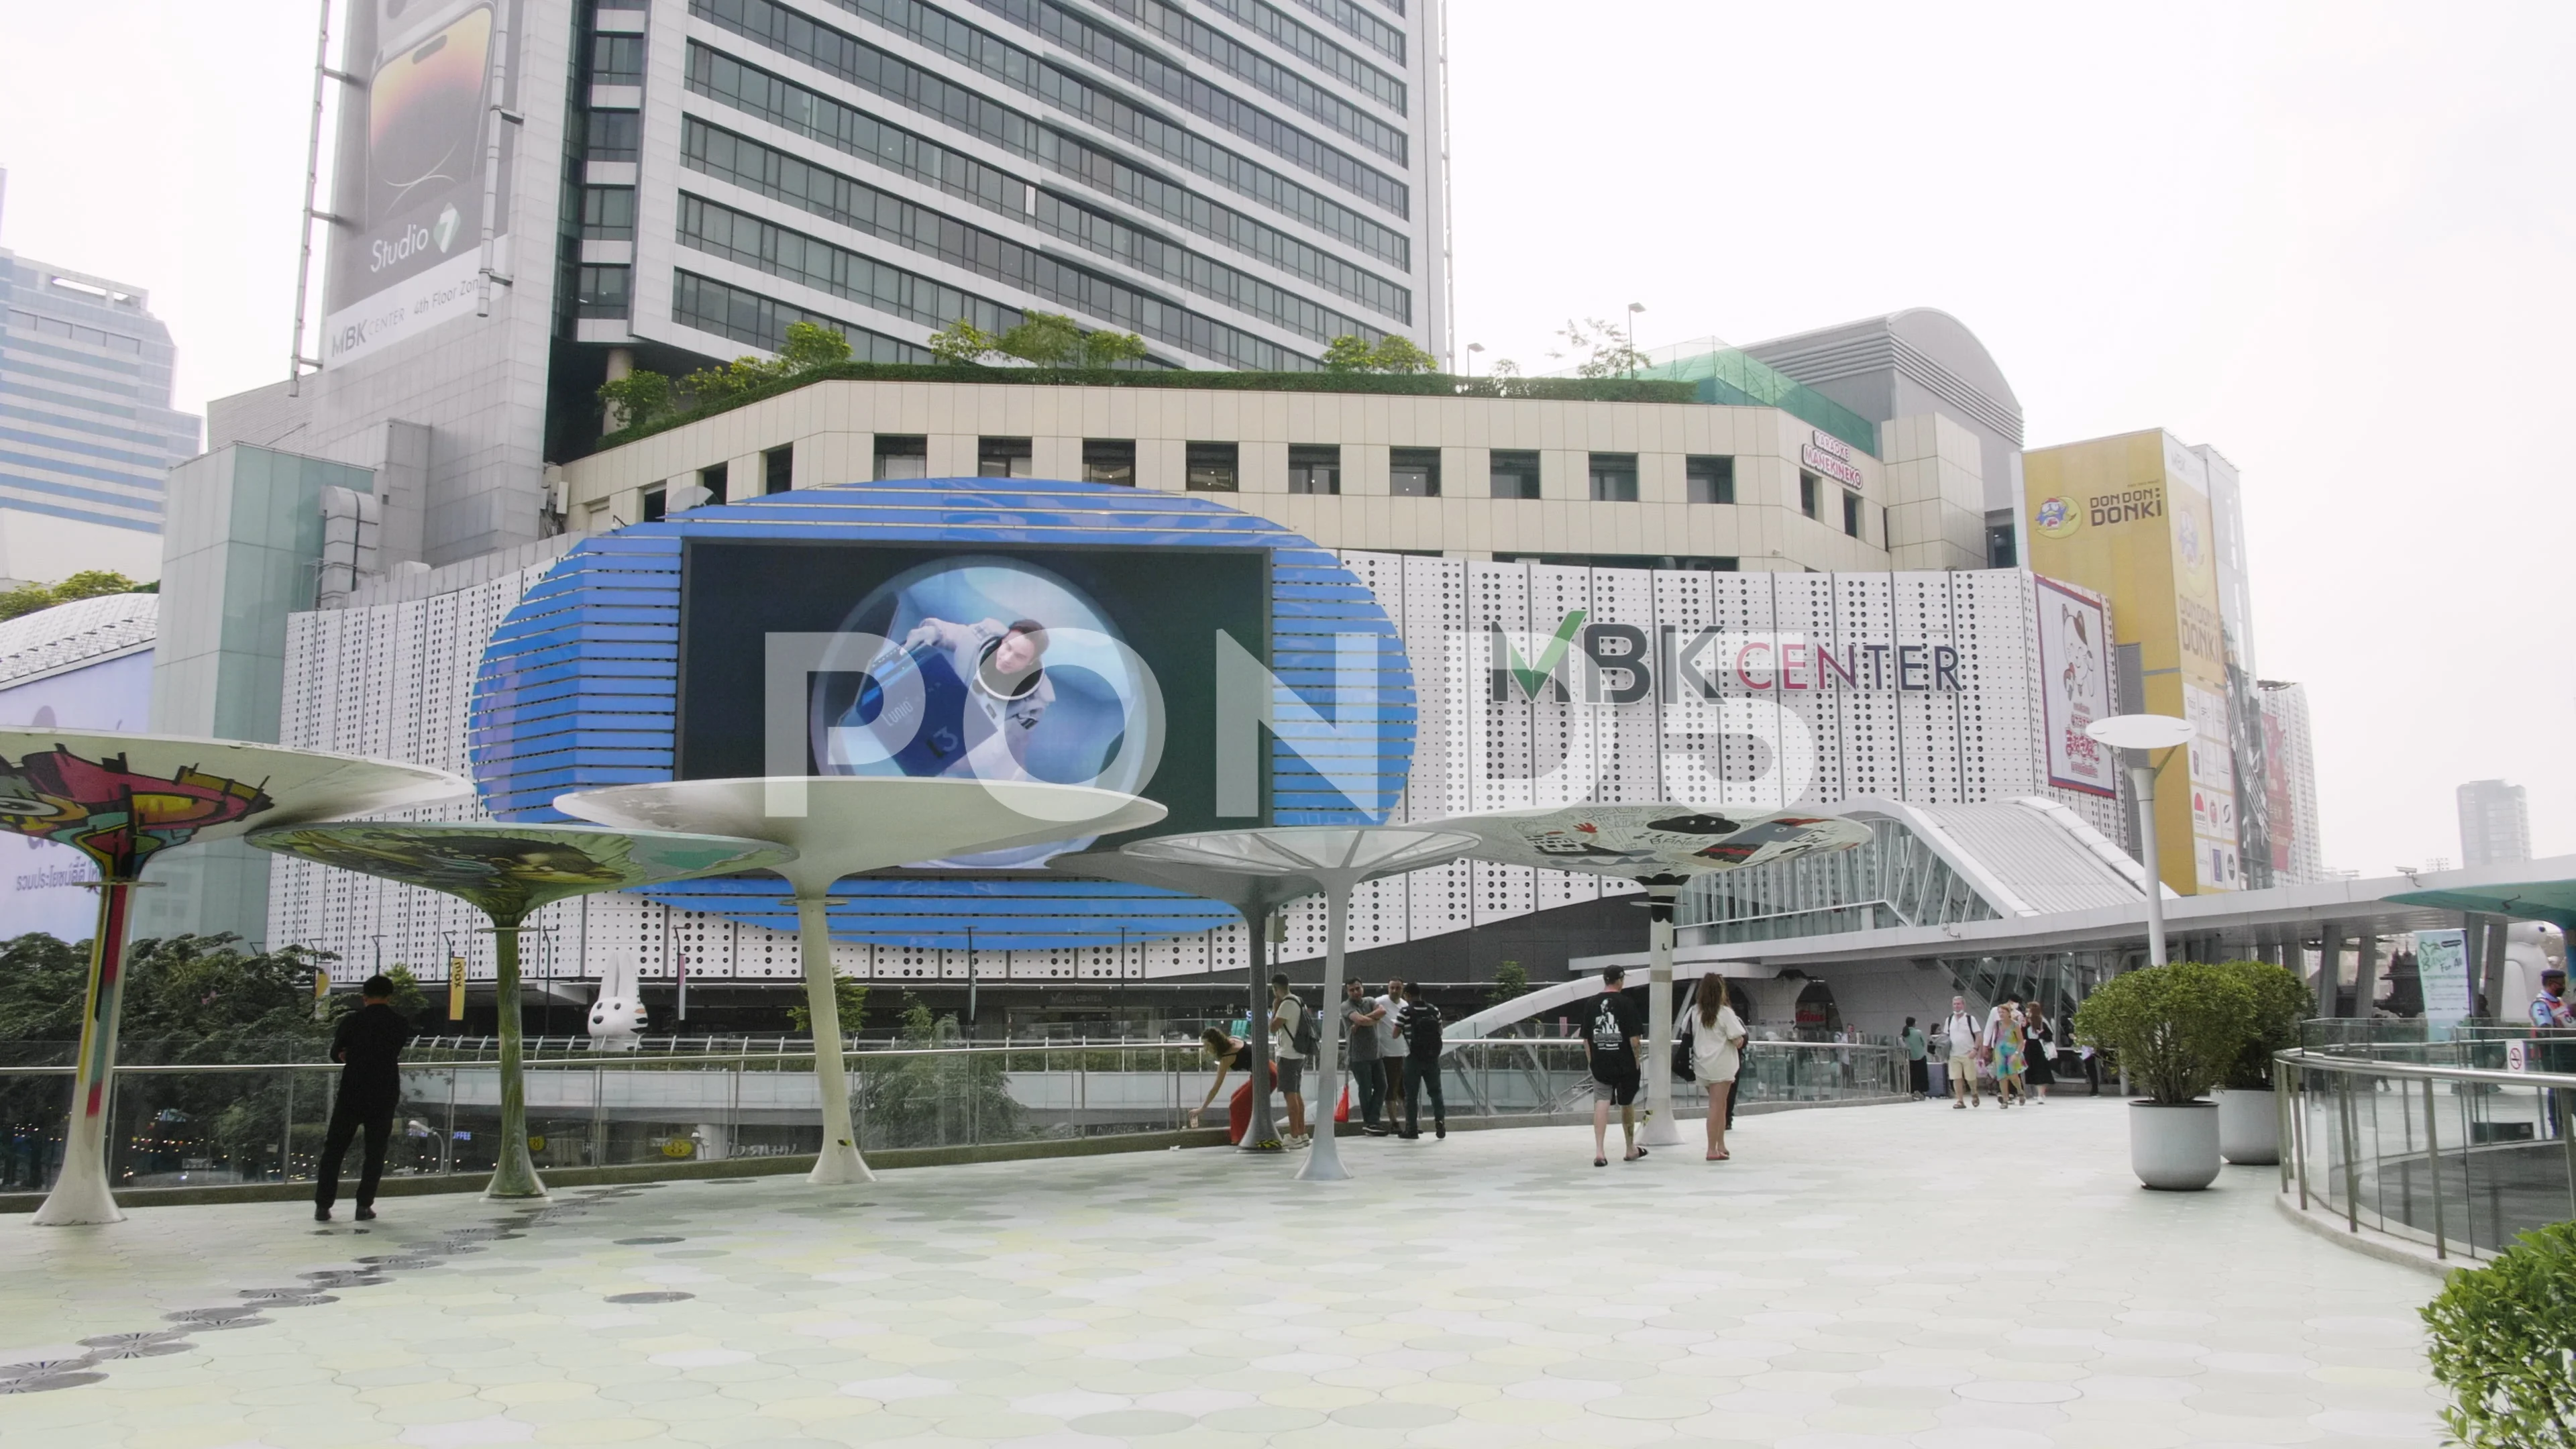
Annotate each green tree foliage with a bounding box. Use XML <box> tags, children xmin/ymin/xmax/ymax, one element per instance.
<box><xmin>926</xmin><ymin>318</ymin><xmax>999</xmax><ymax>366</ymax></box>
<box><xmin>2072</xmin><ymin>961</ymin><xmax>2257</xmax><ymax>1104</ymax></box>
<box><xmin>1321</xmin><ymin>333</ymin><xmax>1438</xmax><ymax>374</ymax></box>
<box><xmin>855</xmin><ymin>994</ymin><xmax>1023</xmax><ymax>1148</ymax></box>
<box><xmin>786</xmin><ymin>976</ymin><xmax>871</xmax><ymax>1036</ymax></box>
<box><xmin>2210</xmin><ymin>959</ymin><xmax>2311</xmax><ymax>1089</ymax></box>
<box><xmin>0</xmin><ymin>932</ymin><xmax>355</xmax><ymax>1189</ymax></box>
<box><xmin>0</xmin><ymin>569</ymin><xmax>147</xmax><ymax>623</ymax></box>
<box><xmin>996</xmin><ymin>311</ymin><xmax>1084</xmax><ymax>365</ymax></box>
<box><xmin>600</xmin><ymin>323</ymin><xmax>855</xmax><ymax>432</ymax></box>
<box><xmin>1552</xmin><ymin>317</ymin><xmax>1651</xmax><ymax>378</ymax></box>
<box><xmin>2422</xmin><ymin>1219</ymin><xmax>2576</xmax><ymax>1449</ymax></box>
<box><xmin>1076</xmin><ymin>327</ymin><xmax>1150</xmax><ymax>368</ymax></box>
<box><xmin>929</xmin><ymin>312</ymin><xmax>1149</xmax><ymax>369</ymax></box>
<box><xmin>596</xmin><ymin>369</ymin><xmax>673</xmax><ymax>433</ymax></box>
<box><xmin>1491</xmin><ymin>960</ymin><xmax>1530</xmax><ymax>1006</ymax></box>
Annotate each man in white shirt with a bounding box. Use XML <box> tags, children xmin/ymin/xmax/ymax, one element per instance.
<box><xmin>1269</xmin><ymin>973</ymin><xmax>1307</xmax><ymax>1142</ymax></box>
<box><xmin>1374</xmin><ymin>979</ymin><xmax>1405</xmax><ymax>1115</ymax></box>
<box><xmin>1945</xmin><ymin>996</ymin><xmax>1985</xmax><ymax>1110</ymax></box>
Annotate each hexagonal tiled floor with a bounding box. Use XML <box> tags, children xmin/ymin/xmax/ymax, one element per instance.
<box><xmin>0</xmin><ymin>1096</ymin><xmax>2449</xmax><ymax>1446</ymax></box>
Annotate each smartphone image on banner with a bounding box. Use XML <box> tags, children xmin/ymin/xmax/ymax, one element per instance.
<box><xmin>369</xmin><ymin>1</ymin><xmax>493</xmax><ymax>213</ymax></box>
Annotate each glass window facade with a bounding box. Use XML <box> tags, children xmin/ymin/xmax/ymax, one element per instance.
<box><xmin>978</xmin><ymin>437</ymin><xmax>1033</xmax><ymax>478</ymax></box>
<box><xmin>1686</xmin><ymin>454</ymin><xmax>1733</xmax><ymax>505</ymax></box>
<box><xmin>1389</xmin><ymin>446</ymin><xmax>1439</xmax><ymax>497</ymax></box>
<box><xmin>763</xmin><ymin>445</ymin><xmax>794</xmax><ymax>494</ymax></box>
<box><xmin>1799</xmin><ymin>469</ymin><xmax>1821</xmax><ymax>519</ymax></box>
<box><xmin>1083</xmin><ymin>439</ymin><xmax>1136</xmax><ymax>485</ymax></box>
<box><xmin>874</xmin><ymin>435</ymin><xmax>928</xmax><ymax>480</ymax></box>
<box><xmin>1490</xmin><ymin>449</ymin><xmax>1540</xmax><ymax>500</ymax></box>
<box><xmin>1588</xmin><ymin>452</ymin><xmax>1638</xmax><ymax>502</ymax></box>
<box><xmin>1287</xmin><ymin>444</ymin><xmax>1340</xmax><ymax>494</ymax></box>
<box><xmin>1186</xmin><ymin>441</ymin><xmax>1240</xmax><ymax>492</ymax></box>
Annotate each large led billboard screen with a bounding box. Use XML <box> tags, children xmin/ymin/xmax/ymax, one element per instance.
<box><xmin>678</xmin><ymin>541</ymin><xmax>1269</xmax><ymax>865</ymax></box>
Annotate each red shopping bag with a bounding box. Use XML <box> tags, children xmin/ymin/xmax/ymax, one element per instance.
<box><xmin>1334</xmin><ymin>1084</ymin><xmax>1350</xmax><ymax>1124</ymax></box>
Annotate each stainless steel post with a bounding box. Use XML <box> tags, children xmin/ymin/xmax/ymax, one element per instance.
<box><xmin>2130</xmin><ymin>757</ymin><xmax>2168</xmax><ymax>967</ymax></box>
<box><xmin>2423</xmin><ymin>1077</ymin><xmax>2445</xmax><ymax>1260</ymax></box>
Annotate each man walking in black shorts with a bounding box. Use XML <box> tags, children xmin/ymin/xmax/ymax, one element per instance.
<box><xmin>316</xmin><ymin>974</ymin><xmax>415</xmax><ymax>1222</ymax></box>
<box><xmin>1587</xmin><ymin>967</ymin><xmax>1647</xmax><ymax>1166</ymax></box>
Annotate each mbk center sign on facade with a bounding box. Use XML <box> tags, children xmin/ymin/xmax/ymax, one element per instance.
<box><xmin>1337</xmin><ymin>553</ymin><xmax>2125</xmax><ymax>835</ymax></box>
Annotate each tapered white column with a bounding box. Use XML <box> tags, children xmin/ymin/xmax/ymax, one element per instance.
<box><xmin>797</xmin><ymin>895</ymin><xmax>872</xmax><ymax>1185</ymax></box>
<box><xmin>1297</xmin><ymin>881</ymin><xmax>1352</xmax><ymax>1181</ymax></box>
<box><xmin>1639</xmin><ymin>892</ymin><xmax>1682</xmax><ymax>1147</ymax></box>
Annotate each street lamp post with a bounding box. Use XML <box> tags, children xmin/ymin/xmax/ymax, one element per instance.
<box><xmin>2084</xmin><ymin>714</ymin><xmax>2195</xmax><ymax>968</ymax></box>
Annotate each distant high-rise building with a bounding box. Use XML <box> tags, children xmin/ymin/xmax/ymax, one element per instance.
<box><xmin>2257</xmin><ymin>680</ymin><xmax>2324</xmax><ymax>883</ymax></box>
<box><xmin>2457</xmin><ymin>779</ymin><xmax>2532</xmax><ymax>869</ymax></box>
<box><xmin>0</xmin><ymin>170</ymin><xmax>201</xmax><ymax>583</ymax></box>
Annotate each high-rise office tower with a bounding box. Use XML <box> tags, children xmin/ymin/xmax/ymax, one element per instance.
<box><xmin>0</xmin><ymin>171</ymin><xmax>202</xmax><ymax>583</ymax></box>
<box><xmin>203</xmin><ymin>0</ymin><xmax>1452</xmax><ymax>570</ymax></box>
<box><xmin>2457</xmin><ymin>779</ymin><xmax>2532</xmax><ymax>869</ymax></box>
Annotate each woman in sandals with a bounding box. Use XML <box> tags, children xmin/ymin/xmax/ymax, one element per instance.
<box><xmin>1690</xmin><ymin>973</ymin><xmax>1748</xmax><ymax>1161</ymax></box>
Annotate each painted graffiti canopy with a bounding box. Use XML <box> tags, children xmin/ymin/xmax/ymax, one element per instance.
<box><xmin>249</xmin><ymin>822</ymin><xmax>796</xmax><ymax>922</ymax></box>
<box><xmin>0</xmin><ymin>729</ymin><xmax>467</xmax><ymax>880</ymax></box>
<box><xmin>1428</xmin><ymin>803</ymin><xmax>1872</xmax><ymax>884</ymax></box>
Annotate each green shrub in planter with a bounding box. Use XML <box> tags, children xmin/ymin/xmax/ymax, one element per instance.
<box><xmin>2072</xmin><ymin>962</ymin><xmax>2257</xmax><ymax>1104</ymax></box>
<box><xmin>2212</xmin><ymin>959</ymin><xmax>2310</xmax><ymax>1090</ymax></box>
<box><xmin>2422</xmin><ymin>1219</ymin><xmax>2576</xmax><ymax>1449</ymax></box>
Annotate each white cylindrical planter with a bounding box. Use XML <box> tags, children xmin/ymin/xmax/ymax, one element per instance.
<box><xmin>2214</xmin><ymin>1088</ymin><xmax>2279</xmax><ymax>1165</ymax></box>
<box><xmin>2128</xmin><ymin>1102</ymin><xmax>2222</xmax><ymax>1190</ymax></box>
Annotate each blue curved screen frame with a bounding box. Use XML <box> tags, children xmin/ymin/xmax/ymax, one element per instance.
<box><xmin>467</xmin><ymin>477</ymin><xmax>1415</xmax><ymax>948</ymax></box>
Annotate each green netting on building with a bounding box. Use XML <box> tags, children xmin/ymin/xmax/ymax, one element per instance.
<box><xmin>1638</xmin><ymin>350</ymin><xmax>1878</xmax><ymax>458</ymax></box>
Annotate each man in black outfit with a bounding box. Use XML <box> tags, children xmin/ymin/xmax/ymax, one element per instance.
<box><xmin>1587</xmin><ymin>967</ymin><xmax>1647</xmax><ymax>1165</ymax></box>
<box><xmin>316</xmin><ymin>975</ymin><xmax>415</xmax><ymax>1222</ymax></box>
<box><xmin>1395</xmin><ymin>982</ymin><xmax>1445</xmax><ymax>1140</ymax></box>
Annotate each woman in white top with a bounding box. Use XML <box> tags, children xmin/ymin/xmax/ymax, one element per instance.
<box><xmin>1690</xmin><ymin>973</ymin><xmax>1750</xmax><ymax>1161</ymax></box>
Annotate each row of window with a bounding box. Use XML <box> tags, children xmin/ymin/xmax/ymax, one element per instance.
<box><xmin>1796</xmin><ymin>468</ymin><xmax>1868</xmax><ymax>539</ymax></box>
<box><xmin>859</xmin><ymin>439</ymin><xmax>1750</xmax><ymax>503</ymax></box>
<box><xmin>681</xmin><ymin>117</ymin><xmax>1388</xmax><ymax>347</ymax></box>
<box><xmin>848</xmin><ymin>0</ymin><xmax>1410</xmax><ymax>208</ymax></box>
<box><xmin>5</xmin><ymin>310</ymin><xmax>146</xmax><ymax>355</ymax></box>
<box><xmin>688</xmin><ymin>43</ymin><xmax>1411</xmax><ymax>313</ymax></box>
<box><xmin>695</xmin><ymin>0</ymin><xmax>1411</xmax><ymax>250</ymax></box>
<box><xmin>638</xmin><ymin>443</ymin><xmax>799</xmax><ymax>521</ymax></box>
<box><xmin>1075</xmin><ymin>0</ymin><xmax>1409</xmax><ymax>133</ymax></box>
<box><xmin>678</xmin><ymin>192</ymin><xmax>1320</xmax><ymax>372</ymax></box>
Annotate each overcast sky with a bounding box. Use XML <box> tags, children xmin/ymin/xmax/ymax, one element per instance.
<box><xmin>3</xmin><ymin>1</ymin><xmax>2569</xmax><ymax>878</ymax></box>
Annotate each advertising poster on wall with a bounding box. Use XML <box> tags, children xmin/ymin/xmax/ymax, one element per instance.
<box><xmin>2418</xmin><ymin>928</ymin><xmax>2473</xmax><ymax>1036</ymax></box>
<box><xmin>2183</xmin><ymin>683</ymin><xmax>2241</xmax><ymax>891</ymax></box>
<box><xmin>2035</xmin><ymin>578</ymin><xmax>2115</xmax><ymax>798</ymax></box>
<box><xmin>0</xmin><ymin>651</ymin><xmax>154</xmax><ymax>941</ymax></box>
<box><xmin>321</xmin><ymin>0</ymin><xmax>523</xmax><ymax>369</ymax></box>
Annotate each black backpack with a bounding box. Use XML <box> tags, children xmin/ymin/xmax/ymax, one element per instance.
<box><xmin>1403</xmin><ymin>999</ymin><xmax>1444</xmax><ymax>1055</ymax></box>
<box><xmin>1288</xmin><ymin>996</ymin><xmax>1320</xmax><ymax>1058</ymax></box>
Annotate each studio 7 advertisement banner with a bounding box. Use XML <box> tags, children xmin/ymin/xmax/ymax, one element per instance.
<box><xmin>321</xmin><ymin>0</ymin><xmax>523</xmax><ymax>368</ymax></box>
<box><xmin>2035</xmin><ymin>578</ymin><xmax>2114</xmax><ymax>798</ymax></box>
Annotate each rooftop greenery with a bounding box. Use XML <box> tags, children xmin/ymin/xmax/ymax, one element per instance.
<box><xmin>592</xmin><ymin>320</ymin><xmax>1701</xmax><ymax>452</ymax></box>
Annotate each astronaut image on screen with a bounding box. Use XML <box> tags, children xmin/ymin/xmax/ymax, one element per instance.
<box><xmin>809</xmin><ymin>555</ymin><xmax>1159</xmax><ymax>867</ymax></box>
<box><xmin>893</xmin><ymin>615</ymin><xmax>1053</xmax><ymax>782</ymax></box>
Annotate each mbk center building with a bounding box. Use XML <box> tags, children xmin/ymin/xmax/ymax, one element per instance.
<box><xmin>241</xmin><ymin>358</ymin><xmax>2202</xmax><ymax>1039</ymax></box>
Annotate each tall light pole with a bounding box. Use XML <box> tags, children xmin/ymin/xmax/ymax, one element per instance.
<box><xmin>1466</xmin><ymin>341</ymin><xmax>1484</xmax><ymax>378</ymax></box>
<box><xmin>2086</xmin><ymin>714</ymin><xmax>2194</xmax><ymax>967</ymax></box>
<box><xmin>1625</xmin><ymin>303</ymin><xmax>1645</xmax><ymax>376</ymax></box>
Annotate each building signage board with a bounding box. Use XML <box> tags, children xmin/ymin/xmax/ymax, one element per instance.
<box><xmin>2418</xmin><ymin>928</ymin><xmax>2473</xmax><ymax>1036</ymax></box>
<box><xmin>1800</xmin><ymin>429</ymin><xmax>1865</xmax><ymax>488</ymax></box>
<box><xmin>322</xmin><ymin>0</ymin><xmax>525</xmax><ymax>369</ymax></box>
<box><xmin>2034</xmin><ymin>578</ymin><xmax>2115</xmax><ymax>798</ymax></box>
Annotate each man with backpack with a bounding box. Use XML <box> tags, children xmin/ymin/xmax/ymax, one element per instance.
<box><xmin>1270</xmin><ymin>973</ymin><xmax>1311</xmax><ymax>1144</ymax></box>
<box><xmin>1587</xmin><ymin>967</ymin><xmax>1648</xmax><ymax>1165</ymax></box>
<box><xmin>1395</xmin><ymin>981</ymin><xmax>1446</xmax><ymax>1139</ymax></box>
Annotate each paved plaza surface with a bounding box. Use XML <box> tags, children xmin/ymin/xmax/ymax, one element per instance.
<box><xmin>0</xmin><ymin>1096</ymin><xmax>2449</xmax><ymax>1447</ymax></box>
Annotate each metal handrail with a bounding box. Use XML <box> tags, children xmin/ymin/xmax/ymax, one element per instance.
<box><xmin>2275</xmin><ymin>1046</ymin><xmax>2576</xmax><ymax>1091</ymax></box>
